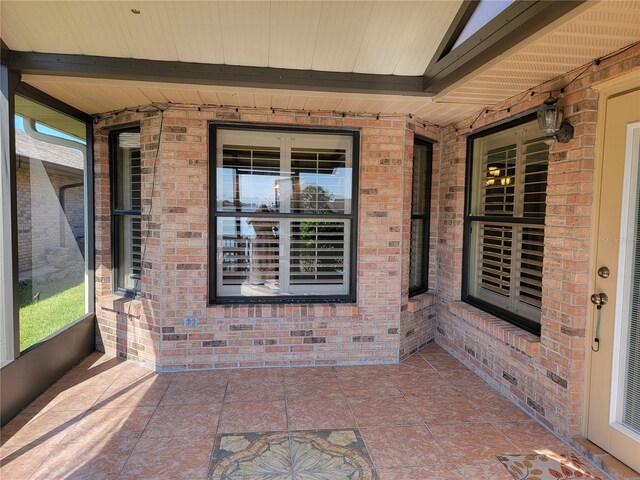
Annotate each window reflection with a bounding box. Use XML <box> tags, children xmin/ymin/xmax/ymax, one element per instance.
<box><xmin>14</xmin><ymin>95</ymin><xmax>87</xmax><ymax>351</ymax></box>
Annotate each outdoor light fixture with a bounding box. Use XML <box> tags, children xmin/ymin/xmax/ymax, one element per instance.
<box><xmin>537</xmin><ymin>97</ymin><xmax>574</xmax><ymax>143</ymax></box>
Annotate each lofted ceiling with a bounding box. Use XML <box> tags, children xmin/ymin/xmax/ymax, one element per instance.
<box><xmin>1</xmin><ymin>0</ymin><xmax>461</xmax><ymax>76</ymax></box>
<box><xmin>2</xmin><ymin>1</ymin><xmax>640</xmax><ymax>126</ymax></box>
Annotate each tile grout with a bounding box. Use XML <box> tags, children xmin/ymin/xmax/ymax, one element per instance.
<box><xmin>5</xmin><ymin>349</ymin><xmax>612</xmax><ymax>480</ymax></box>
<box><xmin>115</xmin><ymin>372</ymin><xmax>171</xmax><ymax>479</ymax></box>
<box><xmin>23</xmin><ymin>356</ymin><xmax>128</xmax><ymax>480</ymax></box>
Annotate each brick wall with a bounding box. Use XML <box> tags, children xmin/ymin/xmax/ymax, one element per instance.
<box><xmin>94</xmin><ymin>115</ymin><xmax>163</xmax><ymax>370</ymax></box>
<box><xmin>399</xmin><ymin>119</ymin><xmax>440</xmax><ymax>358</ymax></box>
<box><xmin>433</xmin><ymin>43</ymin><xmax>640</xmax><ymax>440</ymax></box>
<box><xmin>94</xmin><ymin>110</ymin><xmax>439</xmax><ymax>370</ymax></box>
<box><xmin>91</xmin><ymin>40</ymin><xmax>639</xmax><ymax>444</ymax></box>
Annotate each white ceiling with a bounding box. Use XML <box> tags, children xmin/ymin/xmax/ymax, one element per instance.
<box><xmin>19</xmin><ymin>75</ymin><xmax>482</xmax><ymax>126</ymax></box>
<box><xmin>1</xmin><ymin>0</ymin><xmax>462</xmax><ymax>76</ymax></box>
<box><xmin>4</xmin><ymin>1</ymin><xmax>640</xmax><ymax>126</ymax></box>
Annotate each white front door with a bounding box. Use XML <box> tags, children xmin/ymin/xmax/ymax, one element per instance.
<box><xmin>588</xmin><ymin>87</ymin><xmax>640</xmax><ymax>471</ymax></box>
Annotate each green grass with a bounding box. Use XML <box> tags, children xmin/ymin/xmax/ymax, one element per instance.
<box><xmin>19</xmin><ymin>276</ymin><xmax>85</xmax><ymax>351</ymax></box>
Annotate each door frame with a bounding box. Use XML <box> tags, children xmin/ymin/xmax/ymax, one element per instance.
<box><xmin>583</xmin><ymin>69</ymin><xmax>640</xmax><ymax>439</ymax></box>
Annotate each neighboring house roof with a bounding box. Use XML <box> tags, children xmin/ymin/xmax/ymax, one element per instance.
<box><xmin>15</xmin><ymin>129</ymin><xmax>84</xmax><ymax>173</ymax></box>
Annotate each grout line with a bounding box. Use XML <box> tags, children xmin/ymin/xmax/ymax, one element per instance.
<box><xmin>21</xmin><ymin>356</ymin><xmax>130</xmax><ymax>480</ymax></box>
<box><xmin>18</xmin><ymin>352</ymin><xmax>611</xmax><ymax>480</ymax></box>
<box><xmin>282</xmin><ymin>371</ymin><xmax>296</xmax><ymax>477</ymax></box>
<box><xmin>115</xmin><ymin>372</ymin><xmax>171</xmax><ymax>479</ymax></box>
<box><xmin>417</xmin><ymin>349</ymin><xmax>609</xmax><ymax>477</ymax></box>
<box><xmin>206</xmin><ymin>370</ymin><xmax>230</xmax><ymax>479</ymax></box>
<box><xmin>335</xmin><ymin>366</ymin><xmax>377</xmax><ymax>472</ymax></box>
<box><xmin>342</xmin><ymin>360</ymin><xmax>462</xmax><ymax>472</ymax></box>
<box><xmin>389</xmin><ymin>358</ymin><xmax>462</xmax><ymax>472</ymax></box>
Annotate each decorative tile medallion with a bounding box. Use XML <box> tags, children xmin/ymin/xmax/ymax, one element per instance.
<box><xmin>209</xmin><ymin>429</ymin><xmax>378</xmax><ymax>479</ymax></box>
<box><xmin>497</xmin><ymin>453</ymin><xmax>604</xmax><ymax>480</ymax></box>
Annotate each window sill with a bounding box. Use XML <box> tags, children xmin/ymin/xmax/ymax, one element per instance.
<box><xmin>208</xmin><ymin>303</ymin><xmax>359</xmax><ymax>315</ymax></box>
<box><xmin>449</xmin><ymin>301</ymin><xmax>540</xmax><ymax>357</ymax></box>
<box><xmin>98</xmin><ymin>294</ymin><xmax>141</xmax><ymax>317</ymax></box>
<box><xmin>407</xmin><ymin>292</ymin><xmax>435</xmax><ymax>313</ymax></box>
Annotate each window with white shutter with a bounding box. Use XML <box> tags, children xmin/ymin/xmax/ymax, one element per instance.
<box><xmin>210</xmin><ymin>126</ymin><xmax>358</xmax><ymax>303</ymax></box>
<box><xmin>111</xmin><ymin>128</ymin><xmax>142</xmax><ymax>294</ymax></box>
<box><xmin>464</xmin><ymin>118</ymin><xmax>548</xmax><ymax>334</ymax></box>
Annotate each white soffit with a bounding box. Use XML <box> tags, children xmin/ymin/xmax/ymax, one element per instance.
<box><xmin>19</xmin><ymin>75</ymin><xmax>482</xmax><ymax>126</ymax></box>
<box><xmin>439</xmin><ymin>0</ymin><xmax>640</xmax><ymax>105</ymax></box>
<box><xmin>1</xmin><ymin>0</ymin><xmax>462</xmax><ymax>76</ymax></box>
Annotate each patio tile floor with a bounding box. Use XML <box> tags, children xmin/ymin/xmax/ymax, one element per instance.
<box><xmin>0</xmin><ymin>344</ymin><xmax>609</xmax><ymax>479</ymax></box>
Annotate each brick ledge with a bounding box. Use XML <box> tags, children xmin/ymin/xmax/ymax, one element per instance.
<box><xmin>449</xmin><ymin>301</ymin><xmax>540</xmax><ymax>357</ymax></box>
<box><xmin>572</xmin><ymin>437</ymin><xmax>640</xmax><ymax>480</ymax></box>
<box><xmin>407</xmin><ymin>292</ymin><xmax>435</xmax><ymax>313</ymax></box>
<box><xmin>98</xmin><ymin>294</ymin><xmax>141</xmax><ymax>317</ymax></box>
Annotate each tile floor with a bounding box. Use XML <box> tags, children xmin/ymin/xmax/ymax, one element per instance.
<box><xmin>0</xmin><ymin>344</ymin><xmax>607</xmax><ymax>480</ymax></box>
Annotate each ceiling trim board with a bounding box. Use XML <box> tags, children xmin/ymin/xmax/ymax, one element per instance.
<box><xmin>6</xmin><ymin>50</ymin><xmax>429</xmax><ymax>97</ymax></box>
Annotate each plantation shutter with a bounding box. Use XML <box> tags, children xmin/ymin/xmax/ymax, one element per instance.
<box><xmin>125</xmin><ymin>141</ymin><xmax>141</xmax><ymax>284</ymax></box>
<box><xmin>469</xmin><ymin>120</ymin><xmax>548</xmax><ymax>324</ymax></box>
<box><xmin>114</xmin><ymin>130</ymin><xmax>142</xmax><ymax>293</ymax></box>
<box><xmin>289</xmin><ymin>220</ymin><xmax>348</xmax><ymax>293</ymax></box>
<box><xmin>290</xmin><ymin>147</ymin><xmax>349</xmax><ymax>214</ymax></box>
<box><xmin>214</xmin><ymin>128</ymin><xmax>353</xmax><ymax>299</ymax></box>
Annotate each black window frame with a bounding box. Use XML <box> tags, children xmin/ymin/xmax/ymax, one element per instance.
<box><xmin>208</xmin><ymin>123</ymin><xmax>360</xmax><ymax>305</ymax></box>
<box><xmin>109</xmin><ymin>126</ymin><xmax>142</xmax><ymax>297</ymax></box>
<box><xmin>462</xmin><ymin>111</ymin><xmax>544</xmax><ymax>336</ymax></box>
<box><xmin>409</xmin><ymin>137</ymin><xmax>433</xmax><ymax>297</ymax></box>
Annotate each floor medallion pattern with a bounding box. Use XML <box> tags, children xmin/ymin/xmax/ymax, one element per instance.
<box><xmin>209</xmin><ymin>429</ymin><xmax>378</xmax><ymax>479</ymax></box>
<box><xmin>497</xmin><ymin>453</ymin><xmax>604</xmax><ymax>480</ymax></box>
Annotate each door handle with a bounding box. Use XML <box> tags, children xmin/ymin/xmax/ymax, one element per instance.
<box><xmin>590</xmin><ymin>292</ymin><xmax>608</xmax><ymax>352</ymax></box>
<box><xmin>590</xmin><ymin>292</ymin><xmax>608</xmax><ymax>308</ymax></box>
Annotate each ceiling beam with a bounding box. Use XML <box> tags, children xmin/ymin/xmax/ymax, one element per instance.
<box><xmin>423</xmin><ymin>0</ymin><xmax>586</xmax><ymax>94</ymax></box>
<box><xmin>6</xmin><ymin>51</ymin><xmax>429</xmax><ymax>98</ymax></box>
<box><xmin>427</xmin><ymin>1</ymin><xmax>479</xmax><ymax>70</ymax></box>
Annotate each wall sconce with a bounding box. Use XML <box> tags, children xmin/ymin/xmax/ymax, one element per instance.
<box><xmin>537</xmin><ymin>97</ymin><xmax>574</xmax><ymax>143</ymax></box>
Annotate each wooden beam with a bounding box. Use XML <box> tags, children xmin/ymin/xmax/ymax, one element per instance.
<box><xmin>7</xmin><ymin>51</ymin><xmax>428</xmax><ymax>97</ymax></box>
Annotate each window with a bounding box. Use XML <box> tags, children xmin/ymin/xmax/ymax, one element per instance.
<box><xmin>110</xmin><ymin>128</ymin><xmax>142</xmax><ymax>294</ymax></box>
<box><xmin>210</xmin><ymin>125</ymin><xmax>358</xmax><ymax>303</ymax></box>
<box><xmin>13</xmin><ymin>94</ymin><xmax>90</xmax><ymax>351</ymax></box>
<box><xmin>463</xmin><ymin>117</ymin><xmax>548</xmax><ymax>334</ymax></box>
<box><xmin>409</xmin><ymin>139</ymin><xmax>433</xmax><ymax>296</ymax></box>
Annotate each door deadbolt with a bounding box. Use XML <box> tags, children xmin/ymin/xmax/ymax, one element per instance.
<box><xmin>597</xmin><ymin>266</ymin><xmax>610</xmax><ymax>279</ymax></box>
<box><xmin>590</xmin><ymin>292</ymin><xmax>608</xmax><ymax>307</ymax></box>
